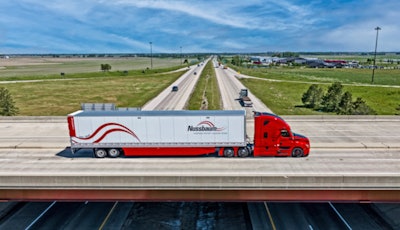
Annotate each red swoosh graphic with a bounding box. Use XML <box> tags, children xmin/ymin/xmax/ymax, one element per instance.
<box><xmin>93</xmin><ymin>128</ymin><xmax>140</xmax><ymax>143</ymax></box>
<box><xmin>197</xmin><ymin>121</ymin><xmax>215</xmax><ymax>127</ymax></box>
<box><xmin>74</xmin><ymin>123</ymin><xmax>140</xmax><ymax>142</ymax></box>
<box><xmin>196</xmin><ymin>121</ymin><xmax>225</xmax><ymax>131</ymax></box>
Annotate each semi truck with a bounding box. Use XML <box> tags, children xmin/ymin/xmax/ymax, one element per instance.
<box><xmin>67</xmin><ymin>110</ymin><xmax>310</xmax><ymax>158</ymax></box>
<box><xmin>238</xmin><ymin>89</ymin><xmax>253</xmax><ymax>107</ymax></box>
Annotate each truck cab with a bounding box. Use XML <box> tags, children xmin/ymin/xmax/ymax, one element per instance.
<box><xmin>252</xmin><ymin>112</ymin><xmax>310</xmax><ymax>157</ymax></box>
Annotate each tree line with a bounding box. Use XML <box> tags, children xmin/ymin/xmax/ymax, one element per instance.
<box><xmin>301</xmin><ymin>82</ymin><xmax>376</xmax><ymax>115</ymax></box>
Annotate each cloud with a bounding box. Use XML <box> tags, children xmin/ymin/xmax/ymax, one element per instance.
<box><xmin>0</xmin><ymin>0</ymin><xmax>399</xmax><ymax>53</ymax></box>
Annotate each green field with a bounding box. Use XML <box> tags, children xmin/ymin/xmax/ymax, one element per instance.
<box><xmin>233</xmin><ymin>66</ymin><xmax>400</xmax><ymax>115</ymax></box>
<box><xmin>234</xmin><ymin>67</ymin><xmax>400</xmax><ymax>86</ymax></box>
<box><xmin>1</xmin><ymin>56</ymin><xmax>399</xmax><ymax>116</ymax></box>
<box><xmin>4</xmin><ymin>70</ymin><xmax>184</xmax><ymax>116</ymax></box>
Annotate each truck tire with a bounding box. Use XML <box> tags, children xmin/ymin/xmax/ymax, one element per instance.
<box><xmin>223</xmin><ymin>148</ymin><xmax>234</xmax><ymax>157</ymax></box>
<box><xmin>94</xmin><ymin>148</ymin><xmax>107</xmax><ymax>158</ymax></box>
<box><xmin>291</xmin><ymin>147</ymin><xmax>304</xmax><ymax>157</ymax></box>
<box><xmin>108</xmin><ymin>148</ymin><xmax>121</xmax><ymax>158</ymax></box>
<box><xmin>237</xmin><ymin>147</ymin><xmax>249</xmax><ymax>157</ymax></box>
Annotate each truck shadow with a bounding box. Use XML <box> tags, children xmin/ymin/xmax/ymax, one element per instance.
<box><xmin>56</xmin><ymin>147</ymin><xmax>93</xmax><ymax>158</ymax></box>
<box><xmin>56</xmin><ymin>148</ymin><xmax>220</xmax><ymax>159</ymax></box>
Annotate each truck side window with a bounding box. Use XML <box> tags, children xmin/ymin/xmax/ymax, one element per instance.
<box><xmin>263</xmin><ymin>121</ymin><xmax>269</xmax><ymax>126</ymax></box>
<box><xmin>281</xmin><ymin>130</ymin><xmax>289</xmax><ymax>137</ymax></box>
<box><xmin>264</xmin><ymin>132</ymin><xmax>268</xmax><ymax>138</ymax></box>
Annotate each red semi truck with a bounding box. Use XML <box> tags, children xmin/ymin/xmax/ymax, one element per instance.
<box><xmin>67</xmin><ymin>110</ymin><xmax>310</xmax><ymax>158</ymax></box>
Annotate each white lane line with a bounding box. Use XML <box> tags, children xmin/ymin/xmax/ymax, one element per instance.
<box><xmin>329</xmin><ymin>202</ymin><xmax>352</xmax><ymax>230</ymax></box>
<box><xmin>25</xmin><ymin>201</ymin><xmax>57</xmax><ymax>230</ymax></box>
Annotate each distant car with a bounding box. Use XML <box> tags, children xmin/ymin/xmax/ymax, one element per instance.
<box><xmin>193</xmin><ymin>72</ymin><xmax>197</xmax><ymax>75</ymax></box>
<box><xmin>172</xmin><ymin>86</ymin><xmax>179</xmax><ymax>92</ymax></box>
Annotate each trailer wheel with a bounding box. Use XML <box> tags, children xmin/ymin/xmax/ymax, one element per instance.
<box><xmin>237</xmin><ymin>147</ymin><xmax>249</xmax><ymax>157</ymax></box>
<box><xmin>108</xmin><ymin>148</ymin><xmax>121</xmax><ymax>158</ymax></box>
<box><xmin>223</xmin><ymin>148</ymin><xmax>234</xmax><ymax>157</ymax></box>
<box><xmin>291</xmin><ymin>147</ymin><xmax>304</xmax><ymax>157</ymax></box>
<box><xmin>94</xmin><ymin>149</ymin><xmax>107</xmax><ymax>158</ymax></box>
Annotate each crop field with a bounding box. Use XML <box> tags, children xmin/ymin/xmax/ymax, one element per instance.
<box><xmin>0</xmin><ymin>56</ymin><xmax>182</xmax><ymax>78</ymax></box>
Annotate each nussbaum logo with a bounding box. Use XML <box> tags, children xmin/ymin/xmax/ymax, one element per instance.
<box><xmin>187</xmin><ymin>121</ymin><xmax>225</xmax><ymax>132</ymax></box>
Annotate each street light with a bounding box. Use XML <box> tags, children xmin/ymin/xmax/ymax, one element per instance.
<box><xmin>180</xmin><ymin>46</ymin><xmax>182</xmax><ymax>65</ymax></box>
<box><xmin>371</xmin><ymin>26</ymin><xmax>381</xmax><ymax>84</ymax></box>
<box><xmin>149</xmin><ymin>42</ymin><xmax>153</xmax><ymax>69</ymax></box>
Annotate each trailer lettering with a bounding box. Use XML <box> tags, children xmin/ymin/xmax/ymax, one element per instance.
<box><xmin>188</xmin><ymin>126</ymin><xmax>218</xmax><ymax>132</ymax></box>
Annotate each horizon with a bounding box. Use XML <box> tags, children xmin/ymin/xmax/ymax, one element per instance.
<box><xmin>2</xmin><ymin>51</ymin><xmax>399</xmax><ymax>56</ymax></box>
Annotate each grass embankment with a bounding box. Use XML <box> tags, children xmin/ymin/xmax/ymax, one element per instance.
<box><xmin>233</xmin><ymin>66</ymin><xmax>400</xmax><ymax>115</ymax></box>
<box><xmin>187</xmin><ymin>62</ymin><xmax>221</xmax><ymax>110</ymax></box>
<box><xmin>5</xmin><ymin>70</ymin><xmax>185</xmax><ymax>116</ymax></box>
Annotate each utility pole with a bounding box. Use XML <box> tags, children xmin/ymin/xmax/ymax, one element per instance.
<box><xmin>180</xmin><ymin>46</ymin><xmax>182</xmax><ymax>65</ymax></box>
<box><xmin>371</xmin><ymin>26</ymin><xmax>381</xmax><ymax>84</ymax></box>
<box><xmin>149</xmin><ymin>42</ymin><xmax>153</xmax><ymax>69</ymax></box>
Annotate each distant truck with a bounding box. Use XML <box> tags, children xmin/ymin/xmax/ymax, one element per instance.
<box><xmin>238</xmin><ymin>89</ymin><xmax>253</xmax><ymax>107</ymax></box>
<box><xmin>67</xmin><ymin>110</ymin><xmax>310</xmax><ymax>158</ymax></box>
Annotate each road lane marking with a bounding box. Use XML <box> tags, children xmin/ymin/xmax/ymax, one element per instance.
<box><xmin>98</xmin><ymin>201</ymin><xmax>119</xmax><ymax>230</ymax></box>
<box><xmin>263</xmin><ymin>202</ymin><xmax>277</xmax><ymax>230</ymax></box>
<box><xmin>25</xmin><ymin>201</ymin><xmax>56</xmax><ymax>230</ymax></box>
<box><xmin>329</xmin><ymin>202</ymin><xmax>352</xmax><ymax>230</ymax></box>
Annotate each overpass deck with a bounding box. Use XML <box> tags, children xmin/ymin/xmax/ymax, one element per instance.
<box><xmin>0</xmin><ymin>116</ymin><xmax>399</xmax><ymax>202</ymax></box>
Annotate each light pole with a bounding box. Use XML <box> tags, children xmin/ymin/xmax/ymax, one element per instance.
<box><xmin>180</xmin><ymin>46</ymin><xmax>182</xmax><ymax>65</ymax></box>
<box><xmin>149</xmin><ymin>42</ymin><xmax>153</xmax><ymax>69</ymax></box>
<box><xmin>371</xmin><ymin>26</ymin><xmax>381</xmax><ymax>84</ymax></box>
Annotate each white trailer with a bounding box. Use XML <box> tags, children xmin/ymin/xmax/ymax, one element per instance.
<box><xmin>68</xmin><ymin>110</ymin><xmax>247</xmax><ymax>157</ymax></box>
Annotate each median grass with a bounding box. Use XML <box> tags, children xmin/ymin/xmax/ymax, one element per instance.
<box><xmin>187</xmin><ymin>62</ymin><xmax>221</xmax><ymax>110</ymax></box>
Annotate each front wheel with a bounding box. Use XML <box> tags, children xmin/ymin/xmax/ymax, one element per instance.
<box><xmin>94</xmin><ymin>148</ymin><xmax>107</xmax><ymax>158</ymax></box>
<box><xmin>291</xmin><ymin>147</ymin><xmax>304</xmax><ymax>157</ymax></box>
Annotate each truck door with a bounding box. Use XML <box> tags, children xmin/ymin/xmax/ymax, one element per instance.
<box><xmin>278</xmin><ymin>129</ymin><xmax>293</xmax><ymax>156</ymax></box>
<box><xmin>254</xmin><ymin>117</ymin><xmax>278</xmax><ymax>156</ymax></box>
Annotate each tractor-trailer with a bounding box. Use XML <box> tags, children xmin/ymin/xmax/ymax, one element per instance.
<box><xmin>67</xmin><ymin>110</ymin><xmax>310</xmax><ymax>158</ymax></box>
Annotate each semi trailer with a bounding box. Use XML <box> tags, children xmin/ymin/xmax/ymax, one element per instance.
<box><xmin>67</xmin><ymin>110</ymin><xmax>310</xmax><ymax>158</ymax></box>
<box><xmin>238</xmin><ymin>89</ymin><xmax>253</xmax><ymax>107</ymax></box>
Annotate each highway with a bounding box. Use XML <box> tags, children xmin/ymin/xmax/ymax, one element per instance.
<box><xmin>0</xmin><ymin>58</ymin><xmax>399</xmax><ymax>229</ymax></box>
<box><xmin>142</xmin><ymin>62</ymin><xmax>207</xmax><ymax>110</ymax></box>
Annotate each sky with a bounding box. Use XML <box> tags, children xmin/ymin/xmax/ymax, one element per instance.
<box><xmin>0</xmin><ymin>0</ymin><xmax>399</xmax><ymax>54</ymax></box>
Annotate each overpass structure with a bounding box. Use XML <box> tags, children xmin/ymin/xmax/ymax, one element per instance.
<box><xmin>0</xmin><ymin>116</ymin><xmax>399</xmax><ymax>202</ymax></box>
